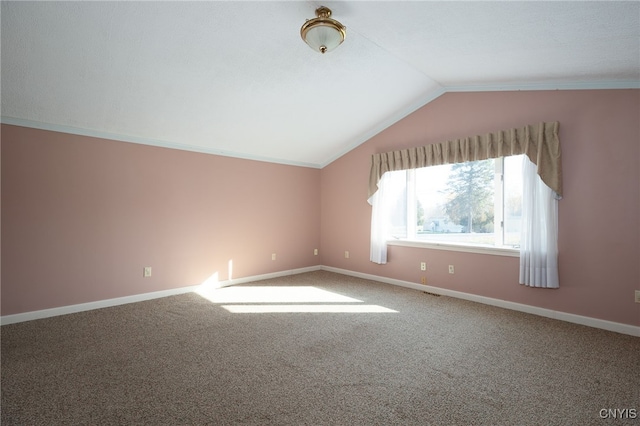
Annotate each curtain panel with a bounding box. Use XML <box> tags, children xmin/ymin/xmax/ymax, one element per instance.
<box><xmin>520</xmin><ymin>156</ymin><xmax>559</xmax><ymax>288</ymax></box>
<box><xmin>368</xmin><ymin>122</ymin><xmax>562</xmax><ymax>200</ymax></box>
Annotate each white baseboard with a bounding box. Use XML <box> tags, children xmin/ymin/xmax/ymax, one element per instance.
<box><xmin>4</xmin><ymin>265</ymin><xmax>637</xmax><ymax>337</ymax></box>
<box><xmin>321</xmin><ymin>266</ymin><xmax>640</xmax><ymax>338</ymax></box>
<box><xmin>0</xmin><ymin>285</ymin><xmax>198</xmax><ymax>326</ymax></box>
<box><xmin>0</xmin><ymin>266</ymin><xmax>322</xmax><ymax>325</ymax></box>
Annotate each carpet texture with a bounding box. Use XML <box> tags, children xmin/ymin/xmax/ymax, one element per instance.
<box><xmin>2</xmin><ymin>271</ymin><xmax>639</xmax><ymax>425</ymax></box>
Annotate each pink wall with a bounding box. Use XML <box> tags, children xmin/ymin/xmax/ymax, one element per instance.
<box><xmin>321</xmin><ymin>89</ymin><xmax>640</xmax><ymax>327</ymax></box>
<box><xmin>1</xmin><ymin>125</ymin><xmax>321</xmax><ymax>315</ymax></box>
<box><xmin>3</xmin><ymin>89</ymin><xmax>639</xmax><ymax>327</ymax></box>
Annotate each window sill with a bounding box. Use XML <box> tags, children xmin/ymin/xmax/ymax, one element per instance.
<box><xmin>387</xmin><ymin>239</ymin><xmax>520</xmax><ymax>257</ymax></box>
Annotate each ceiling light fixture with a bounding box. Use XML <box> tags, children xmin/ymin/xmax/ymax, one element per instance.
<box><xmin>300</xmin><ymin>6</ymin><xmax>346</xmax><ymax>54</ymax></box>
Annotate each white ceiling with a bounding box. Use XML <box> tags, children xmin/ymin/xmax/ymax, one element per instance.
<box><xmin>2</xmin><ymin>1</ymin><xmax>639</xmax><ymax>168</ymax></box>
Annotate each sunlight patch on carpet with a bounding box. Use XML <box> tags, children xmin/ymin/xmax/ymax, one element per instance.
<box><xmin>221</xmin><ymin>304</ymin><xmax>397</xmax><ymax>313</ymax></box>
<box><xmin>196</xmin><ymin>286</ymin><xmax>362</xmax><ymax>304</ymax></box>
<box><xmin>194</xmin><ymin>285</ymin><xmax>397</xmax><ymax>313</ymax></box>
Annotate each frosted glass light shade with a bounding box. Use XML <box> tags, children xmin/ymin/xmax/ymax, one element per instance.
<box><xmin>303</xmin><ymin>25</ymin><xmax>345</xmax><ymax>54</ymax></box>
<box><xmin>301</xmin><ymin>7</ymin><xmax>346</xmax><ymax>54</ymax></box>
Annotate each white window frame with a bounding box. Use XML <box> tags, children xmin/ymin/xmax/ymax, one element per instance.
<box><xmin>389</xmin><ymin>157</ymin><xmax>521</xmax><ymax>258</ymax></box>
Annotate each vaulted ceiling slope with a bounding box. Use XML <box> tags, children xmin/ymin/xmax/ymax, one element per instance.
<box><xmin>2</xmin><ymin>1</ymin><xmax>639</xmax><ymax>168</ymax></box>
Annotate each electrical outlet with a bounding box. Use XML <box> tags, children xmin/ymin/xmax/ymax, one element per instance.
<box><xmin>421</xmin><ymin>276</ymin><xmax>426</xmax><ymax>284</ymax></box>
<box><xmin>420</xmin><ymin>262</ymin><xmax>426</xmax><ymax>271</ymax></box>
<box><xmin>635</xmin><ymin>290</ymin><xmax>640</xmax><ymax>303</ymax></box>
<box><xmin>344</xmin><ymin>251</ymin><xmax>350</xmax><ymax>259</ymax></box>
<box><xmin>272</xmin><ymin>253</ymin><xmax>277</xmax><ymax>261</ymax></box>
<box><xmin>143</xmin><ymin>267</ymin><xmax>152</xmax><ymax>277</ymax></box>
<box><xmin>448</xmin><ymin>265</ymin><xmax>455</xmax><ymax>274</ymax></box>
<box><xmin>314</xmin><ymin>248</ymin><xmax>318</xmax><ymax>256</ymax></box>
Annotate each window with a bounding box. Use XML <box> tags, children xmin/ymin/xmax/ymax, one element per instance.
<box><xmin>389</xmin><ymin>155</ymin><xmax>525</xmax><ymax>250</ymax></box>
<box><xmin>368</xmin><ymin>122</ymin><xmax>560</xmax><ymax>286</ymax></box>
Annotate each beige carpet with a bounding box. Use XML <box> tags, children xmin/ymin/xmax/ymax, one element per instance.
<box><xmin>2</xmin><ymin>271</ymin><xmax>639</xmax><ymax>425</ymax></box>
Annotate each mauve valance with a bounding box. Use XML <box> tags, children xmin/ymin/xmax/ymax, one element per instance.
<box><xmin>368</xmin><ymin>122</ymin><xmax>562</xmax><ymax>199</ymax></box>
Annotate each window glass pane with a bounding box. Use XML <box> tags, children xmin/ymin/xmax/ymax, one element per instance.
<box><xmin>503</xmin><ymin>155</ymin><xmax>523</xmax><ymax>247</ymax></box>
<box><xmin>415</xmin><ymin>159</ymin><xmax>496</xmax><ymax>245</ymax></box>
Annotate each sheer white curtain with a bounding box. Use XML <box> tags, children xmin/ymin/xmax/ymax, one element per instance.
<box><xmin>368</xmin><ymin>170</ymin><xmax>405</xmax><ymax>264</ymax></box>
<box><xmin>520</xmin><ymin>156</ymin><xmax>560</xmax><ymax>288</ymax></box>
